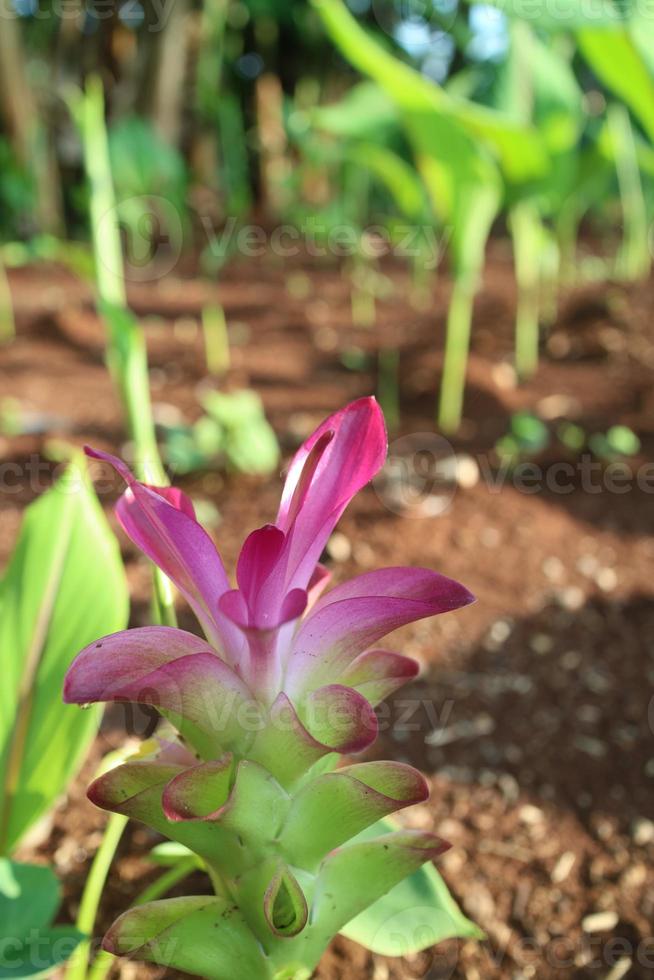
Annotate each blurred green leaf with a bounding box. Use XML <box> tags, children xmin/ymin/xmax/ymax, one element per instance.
<box><xmin>0</xmin><ymin>860</ymin><xmax>83</xmax><ymax>979</ymax></box>
<box><xmin>0</xmin><ymin>460</ymin><xmax>129</xmax><ymax>854</ymax></box>
<box><xmin>577</xmin><ymin>27</ymin><xmax>654</xmax><ymax>144</ymax></box>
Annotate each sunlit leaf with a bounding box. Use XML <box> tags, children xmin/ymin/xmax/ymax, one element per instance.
<box><xmin>0</xmin><ymin>460</ymin><xmax>128</xmax><ymax>853</ymax></box>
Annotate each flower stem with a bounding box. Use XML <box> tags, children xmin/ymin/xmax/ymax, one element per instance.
<box><xmin>74</xmin><ymin>75</ymin><xmax>176</xmax><ymax>628</ymax></box>
<box><xmin>437</xmin><ymin>273</ymin><xmax>475</xmax><ymax>434</ymax></box>
<box><xmin>509</xmin><ymin>200</ymin><xmax>542</xmax><ymax>381</ymax></box>
<box><xmin>84</xmin><ymin>857</ymin><xmax>198</xmax><ymax>980</ymax></box>
<box><xmin>0</xmin><ymin>257</ymin><xmax>15</xmax><ymax>343</ymax></box>
<box><xmin>66</xmin><ymin>813</ymin><xmax>128</xmax><ymax>980</ymax></box>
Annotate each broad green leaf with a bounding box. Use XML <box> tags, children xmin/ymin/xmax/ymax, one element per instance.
<box><xmin>311</xmin><ymin>81</ymin><xmax>399</xmax><ymax>139</ymax></box>
<box><xmin>339</xmin><ymin>819</ymin><xmax>482</xmax><ymax>955</ymax></box>
<box><xmin>0</xmin><ymin>461</ymin><xmax>128</xmax><ymax>853</ymax></box>
<box><xmin>630</xmin><ymin>7</ymin><xmax>654</xmax><ymax>76</ymax></box>
<box><xmin>461</xmin><ymin>0</ymin><xmax>620</xmax><ymax>27</ymax></box>
<box><xmin>0</xmin><ymin>861</ymin><xmax>84</xmax><ymax>979</ymax></box>
<box><xmin>313</xmin><ymin>0</ymin><xmax>547</xmax><ymax>185</ymax></box>
<box><xmin>577</xmin><ymin>27</ymin><xmax>654</xmax><ymax>144</ymax></box>
<box><xmin>0</xmin><ymin>926</ymin><xmax>84</xmax><ymax>979</ymax></box>
<box><xmin>345</xmin><ymin>143</ymin><xmax>427</xmax><ymax>220</ymax></box>
<box><xmin>0</xmin><ymin>862</ymin><xmax>59</xmax><ymax>939</ymax></box>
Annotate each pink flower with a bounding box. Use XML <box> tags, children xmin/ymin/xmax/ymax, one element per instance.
<box><xmin>65</xmin><ymin>397</ymin><xmax>473</xmax><ymax>774</ymax></box>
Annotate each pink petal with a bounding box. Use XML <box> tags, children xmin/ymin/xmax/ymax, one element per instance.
<box><xmin>275</xmin><ymin>398</ymin><xmax>387</xmax><ymax>592</ymax></box>
<box><xmin>285</xmin><ymin>566</ymin><xmax>474</xmax><ymax>695</ymax></box>
<box><xmin>65</xmin><ymin>631</ymin><xmax>258</xmax><ymax>761</ymax></box>
<box><xmin>64</xmin><ymin>626</ymin><xmax>213</xmax><ymax>703</ymax></box>
<box><xmin>85</xmin><ymin>447</ymin><xmax>242</xmax><ymax>661</ymax></box>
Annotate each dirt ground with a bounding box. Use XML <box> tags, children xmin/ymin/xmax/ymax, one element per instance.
<box><xmin>2</xmin><ymin>243</ymin><xmax>653</xmax><ymax>979</ymax></box>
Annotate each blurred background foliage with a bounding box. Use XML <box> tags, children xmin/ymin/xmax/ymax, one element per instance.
<box><xmin>2</xmin><ymin>0</ymin><xmax>653</xmax><ymax>245</ymax></box>
<box><xmin>2</xmin><ymin>0</ymin><xmax>654</xmax><ymax>431</ymax></box>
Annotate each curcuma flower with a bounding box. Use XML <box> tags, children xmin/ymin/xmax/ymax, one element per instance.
<box><xmin>64</xmin><ymin>397</ymin><xmax>475</xmax><ymax>979</ymax></box>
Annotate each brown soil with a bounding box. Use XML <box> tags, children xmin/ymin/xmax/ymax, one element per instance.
<box><xmin>2</xmin><ymin>243</ymin><xmax>653</xmax><ymax>980</ymax></box>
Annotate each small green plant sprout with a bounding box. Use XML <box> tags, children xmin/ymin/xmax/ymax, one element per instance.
<box><xmin>589</xmin><ymin>425</ymin><xmax>641</xmax><ymax>461</ymax></box>
<box><xmin>0</xmin><ymin>860</ymin><xmax>84</xmax><ymax>978</ymax></box>
<box><xmin>163</xmin><ymin>389</ymin><xmax>280</xmax><ymax>477</ymax></box>
<box><xmin>556</xmin><ymin>420</ymin><xmax>587</xmax><ymax>454</ymax></box>
<box><xmin>202</xmin><ymin>304</ymin><xmax>232</xmax><ymax>377</ymax></box>
<box><xmin>495</xmin><ymin>411</ymin><xmax>551</xmax><ymax>463</ymax></box>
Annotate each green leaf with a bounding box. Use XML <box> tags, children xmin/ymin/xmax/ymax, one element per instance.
<box><xmin>0</xmin><ymin>861</ymin><xmax>84</xmax><ymax>978</ymax></box>
<box><xmin>577</xmin><ymin>27</ymin><xmax>654</xmax><ymax>144</ymax></box>
<box><xmin>339</xmin><ymin>820</ymin><xmax>482</xmax><ymax>955</ymax></box>
<box><xmin>148</xmin><ymin>842</ymin><xmax>199</xmax><ymax>867</ymax></box>
<box><xmin>311</xmin><ymin>81</ymin><xmax>400</xmax><ymax>140</ymax></box>
<box><xmin>313</xmin><ymin>0</ymin><xmax>548</xmax><ymax>186</ymax></box>
<box><xmin>344</xmin><ymin>143</ymin><xmax>427</xmax><ymax>221</ymax></box>
<box><xmin>0</xmin><ymin>927</ymin><xmax>84</xmax><ymax>979</ymax></box>
<box><xmin>0</xmin><ymin>460</ymin><xmax>129</xmax><ymax>853</ymax></box>
<box><xmin>0</xmin><ymin>862</ymin><xmax>59</xmax><ymax>939</ymax></box>
<box><xmin>461</xmin><ymin>0</ymin><xmax>620</xmax><ymax>28</ymax></box>
<box><xmin>605</xmin><ymin>425</ymin><xmax>641</xmax><ymax>457</ymax></box>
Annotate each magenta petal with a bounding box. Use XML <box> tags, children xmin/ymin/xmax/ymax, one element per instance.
<box><xmin>66</xmin><ymin>634</ymin><xmax>259</xmax><ymax>760</ymax></box>
<box><xmin>236</xmin><ymin>525</ymin><xmax>286</xmax><ymax>614</ymax></box>
<box><xmin>85</xmin><ymin>447</ymin><xmax>242</xmax><ymax>660</ymax></box>
<box><xmin>286</xmin><ymin>566</ymin><xmax>474</xmax><ymax>695</ymax></box>
<box><xmin>64</xmin><ymin>626</ymin><xmax>214</xmax><ymax>704</ymax></box>
<box><xmin>149</xmin><ymin>485</ymin><xmax>196</xmax><ymax>520</ymax></box>
<box><xmin>275</xmin><ymin>397</ymin><xmax>387</xmax><ymax>592</ymax></box>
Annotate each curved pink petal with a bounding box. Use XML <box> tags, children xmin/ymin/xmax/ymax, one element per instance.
<box><xmin>64</xmin><ymin>626</ymin><xmax>212</xmax><ymax>703</ymax></box>
<box><xmin>236</xmin><ymin>525</ymin><xmax>286</xmax><ymax>622</ymax></box>
<box><xmin>275</xmin><ymin>397</ymin><xmax>387</xmax><ymax>593</ymax></box>
<box><xmin>85</xmin><ymin>447</ymin><xmax>242</xmax><ymax>661</ymax></box>
<box><xmin>285</xmin><ymin>567</ymin><xmax>474</xmax><ymax>695</ymax></box>
<box><xmin>66</xmin><ymin>632</ymin><xmax>258</xmax><ymax>760</ymax></box>
<box><xmin>218</xmin><ymin>586</ymin><xmax>307</xmax><ymax>702</ymax></box>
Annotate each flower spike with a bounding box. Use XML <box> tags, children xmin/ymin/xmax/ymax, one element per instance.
<box><xmin>66</xmin><ymin>399</ymin><xmax>477</xmax><ymax>977</ymax></box>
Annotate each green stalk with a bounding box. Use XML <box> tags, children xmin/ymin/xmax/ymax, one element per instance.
<box><xmin>437</xmin><ymin>273</ymin><xmax>476</xmax><ymax>434</ymax></box>
<box><xmin>66</xmin><ymin>813</ymin><xmax>128</xmax><ymax>980</ymax></box>
<box><xmin>555</xmin><ymin>205</ymin><xmax>581</xmax><ymax>285</ymax></box>
<box><xmin>85</xmin><ymin>857</ymin><xmax>198</xmax><ymax>980</ymax></box>
<box><xmin>509</xmin><ymin>200</ymin><xmax>542</xmax><ymax>380</ymax></box>
<box><xmin>202</xmin><ymin>303</ymin><xmax>231</xmax><ymax>376</ymax></box>
<box><xmin>0</xmin><ymin>257</ymin><xmax>15</xmax><ymax>343</ymax></box>
<box><xmin>76</xmin><ymin>76</ymin><xmax>175</xmax><ymax>624</ymax></box>
<box><xmin>377</xmin><ymin>348</ymin><xmax>400</xmax><ymax>432</ymax></box>
<box><xmin>608</xmin><ymin>102</ymin><xmax>650</xmax><ymax>282</ymax></box>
